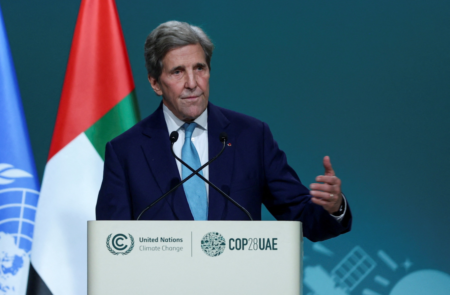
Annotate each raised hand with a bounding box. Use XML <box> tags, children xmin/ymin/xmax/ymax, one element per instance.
<box><xmin>309</xmin><ymin>156</ymin><xmax>343</xmax><ymax>214</ymax></box>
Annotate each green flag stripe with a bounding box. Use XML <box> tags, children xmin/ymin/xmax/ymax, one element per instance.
<box><xmin>85</xmin><ymin>90</ymin><xmax>140</xmax><ymax>160</ymax></box>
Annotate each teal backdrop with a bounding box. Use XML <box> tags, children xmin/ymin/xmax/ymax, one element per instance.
<box><xmin>1</xmin><ymin>0</ymin><xmax>449</xmax><ymax>294</ymax></box>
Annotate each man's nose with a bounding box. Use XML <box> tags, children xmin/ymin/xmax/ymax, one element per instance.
<box><xmin>184</xmin><ymin>70</ymin><xmax>197</xmax><ymax>89</ymax></box>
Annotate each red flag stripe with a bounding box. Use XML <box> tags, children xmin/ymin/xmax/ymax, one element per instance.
<box><xmin>48</xmin><ymin>0</ymin><xmax>135</xmax><ymax>160</ymax></box>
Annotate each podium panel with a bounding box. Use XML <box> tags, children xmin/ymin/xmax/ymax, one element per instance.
<box><xmin>88</xmin><ymin>221</ymin><xmax>303</xmax><ymax>295</ymax></box>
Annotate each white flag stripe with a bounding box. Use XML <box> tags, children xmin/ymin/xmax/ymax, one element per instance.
<box><xmin>32</xmin><ymin>133</ymin><xmax>103</xmax><ymax>295</ymax></box>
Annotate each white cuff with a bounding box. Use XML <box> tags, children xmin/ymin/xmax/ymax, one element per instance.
<box><xmin>330</xmin><ymin>193</ymin><xmax>347</xmax><ymax>223</ymax></box>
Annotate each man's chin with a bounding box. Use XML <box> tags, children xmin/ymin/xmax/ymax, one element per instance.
<box><xmin>180</xmin><ymin>106</ymin><xmax>207</xmax><ymax>122</ymax></box>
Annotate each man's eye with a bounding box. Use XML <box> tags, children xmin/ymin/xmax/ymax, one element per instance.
<box><xmin>173</xmin><ymin>70</ymin><xmax>181</xmax><ymax>75</ymax></box>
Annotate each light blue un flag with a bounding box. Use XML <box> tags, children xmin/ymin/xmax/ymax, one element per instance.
<box><xmin>0</xmin><ymin>4</ymin><xmax>40</xmax><ymax>295</ymax></box>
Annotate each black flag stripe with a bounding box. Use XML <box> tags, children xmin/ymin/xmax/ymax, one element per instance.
<box><xmin>26</xmin><ymin>263</ymin><xmax>52</xmax><ymax>295</ymax></box>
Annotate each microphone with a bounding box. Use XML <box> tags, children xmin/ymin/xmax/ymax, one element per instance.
<box><xmin>170</xmin><ymin>131</ymin><xmax>179</xmax><ymax>143</ymax></box>
<box><xmin>136</xmin><ymin>131</ymin><xmax>232</xmax><ymax>220</ymax></box>
<box><xmin>170</xmin><ymin>131</ymin><xmax>253</xmax><ymax>221</ymax></box>
<box><xmin>219</xmin><ymin>132</ymin><xmax>227</xmax><ymax>142</ymax></box>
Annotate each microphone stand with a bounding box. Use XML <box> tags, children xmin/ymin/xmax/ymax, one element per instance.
<box><xmin>136</xmin><ymin>137</ymin><xmax>227</xmax><ymax>220</ymax></box>
<box><xmin>170</xmin><ymin>143</ymin><xmax>253</xmax><ymax>221</ymax></box>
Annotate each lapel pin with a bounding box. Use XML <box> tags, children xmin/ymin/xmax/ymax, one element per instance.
<box><xmin>227</xmin><ymin>143</ymin><xmax>232</xmax><ymax>147</ymax></box>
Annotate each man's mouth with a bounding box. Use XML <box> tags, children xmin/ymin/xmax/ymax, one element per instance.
<box><xmin>182</xmin><ymin>94</ymin><xmax>202</xmax><ymax>100</ymax></box>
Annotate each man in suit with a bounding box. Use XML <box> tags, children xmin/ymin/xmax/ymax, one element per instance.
<box><xmin>96</xmin><ymin>21</ymin><xmax>351</xmax><ymax>242</ymax></box>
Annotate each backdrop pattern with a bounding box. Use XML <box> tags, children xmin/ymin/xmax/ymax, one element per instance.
<box><xmin>0</xmin><ymin>1</ymin><xmax>449</xmax><ymax>294</ymax></box>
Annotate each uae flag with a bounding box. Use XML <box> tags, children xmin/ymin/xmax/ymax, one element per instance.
<box><xmin>29</xmin><ymin>0</ymin><xmax>140</xmax><ymax>294</ymax></box>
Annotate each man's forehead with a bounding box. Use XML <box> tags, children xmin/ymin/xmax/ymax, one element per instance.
<box><xmin>162</xmin><ymin>44</ymin><xmax>206</xmax><ymax>68</ymax></box>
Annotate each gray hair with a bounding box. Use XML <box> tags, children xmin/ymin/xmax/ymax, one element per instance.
<box><xmin>144</xmin><ymin>21</ymin><xmax>214</xmax><ymax>81</ymax></box>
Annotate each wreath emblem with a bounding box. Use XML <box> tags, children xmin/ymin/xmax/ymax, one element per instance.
<box><xmin>106</xmin><ymin>233</ymin><xmax>135</xmax><ymax>255</ymax></box>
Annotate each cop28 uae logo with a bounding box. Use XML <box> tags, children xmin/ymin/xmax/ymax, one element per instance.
<box><xmin>201</xmin><ymin>232</ymin><xmax>226</xmax><ymax>257</ymax></box>
<box><xmin>106</xmin><ymin>233</ymin><xmax>134</xmax><ymax>255</ymax></box>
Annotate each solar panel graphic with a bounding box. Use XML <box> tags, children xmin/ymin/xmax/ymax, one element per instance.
<box><xmin>331</xmin><ymin>246</ymin><xmax>377</xmax><ymax>291</ymax></box>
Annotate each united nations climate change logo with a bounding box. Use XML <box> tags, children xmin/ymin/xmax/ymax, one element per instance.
<box><xmin>106</xmin><ymin>233</ymin><xmax>134</xmax><ymax>255</ymax></box>
<box><xmin>201</xmin><ymin>232</ymin><xmax>226</xmax><ymax>257</ymax></box>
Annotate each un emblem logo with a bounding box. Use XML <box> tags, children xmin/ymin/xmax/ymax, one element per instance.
<box><xmin>201</xmin><ymin>232</ymin><xmax>226</xmax><ymax>257</ymax></box>
<box><xmin>106</xmin><ymin>233</ymin><xmax>134</xmax><ymax>255</ymax></box>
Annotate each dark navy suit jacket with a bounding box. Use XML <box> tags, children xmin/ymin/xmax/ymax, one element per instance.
<box><xmin>96</xmin><ymin>102</ymin><xmax>352</xmax><ymax>242</ymax></box>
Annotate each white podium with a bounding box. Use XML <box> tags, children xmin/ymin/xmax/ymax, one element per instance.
<box><xmin>88</xmin><ymin>221</ymin><xmax>303</xmax><ymax>295</ymax></box>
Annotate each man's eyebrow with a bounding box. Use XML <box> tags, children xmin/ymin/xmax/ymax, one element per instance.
<box><xmin>168</xmin><ymin>63</ymin><xmax>207</xmax><ymax>72</ymax></box>
<box><xmin>168</xmin><ymin>65</ymin><xmax>185</xmax><ymax>72</ymax></box>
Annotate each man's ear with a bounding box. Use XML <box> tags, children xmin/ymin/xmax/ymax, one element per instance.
<box><xmin>148</xmin><ymin>75</ymin><xmax>163</xmax><ymax>96</ymax></box>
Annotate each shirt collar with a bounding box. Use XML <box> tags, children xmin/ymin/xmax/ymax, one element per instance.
<box><xmin>162</xmin><ymin>103</ymin><xmax>208</xmax><ymax>134</ymax></box>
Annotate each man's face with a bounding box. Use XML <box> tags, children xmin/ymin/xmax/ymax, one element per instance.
<box><xmin>149</xmin><ymin>44</ymin><xmax>210</xmax><ymax>122</ymax></box>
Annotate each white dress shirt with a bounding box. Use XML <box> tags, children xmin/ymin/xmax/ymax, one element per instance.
<box><xmin>163</xmin><ymin>104</ymin><xmax>209</xmax><ymax>197</ymax></box>
<box><xmin>162</xmin><ymin>104</ymin><xmax>346</xmax><ymax>221</ymax></box>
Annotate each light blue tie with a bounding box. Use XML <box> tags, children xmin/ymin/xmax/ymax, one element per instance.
<box><xmin>182</xmin><ymin>123</ymin><xmax>207</xmax><ymax>220</ymax></box>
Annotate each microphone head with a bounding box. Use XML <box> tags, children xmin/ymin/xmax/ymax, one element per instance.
<box><xmin>170</xmin><ymin>131</ymin><xmax>179</xmax><ymax>143</ymax></box>
<box><xmin>219</xmin><ymin>132</ymin><xmax>228</xmax><ymax>143</ymax></box>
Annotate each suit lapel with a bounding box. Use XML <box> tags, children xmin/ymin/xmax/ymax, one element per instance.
<box><xmin>207</xmin><ymin>103</ymin><xmax>235</xmax><ymax>220</ymax></box>
<box><xmin>140</xmin><ymin>104</ymin><xmax>193</xmax><ymax>220</ymax></box>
